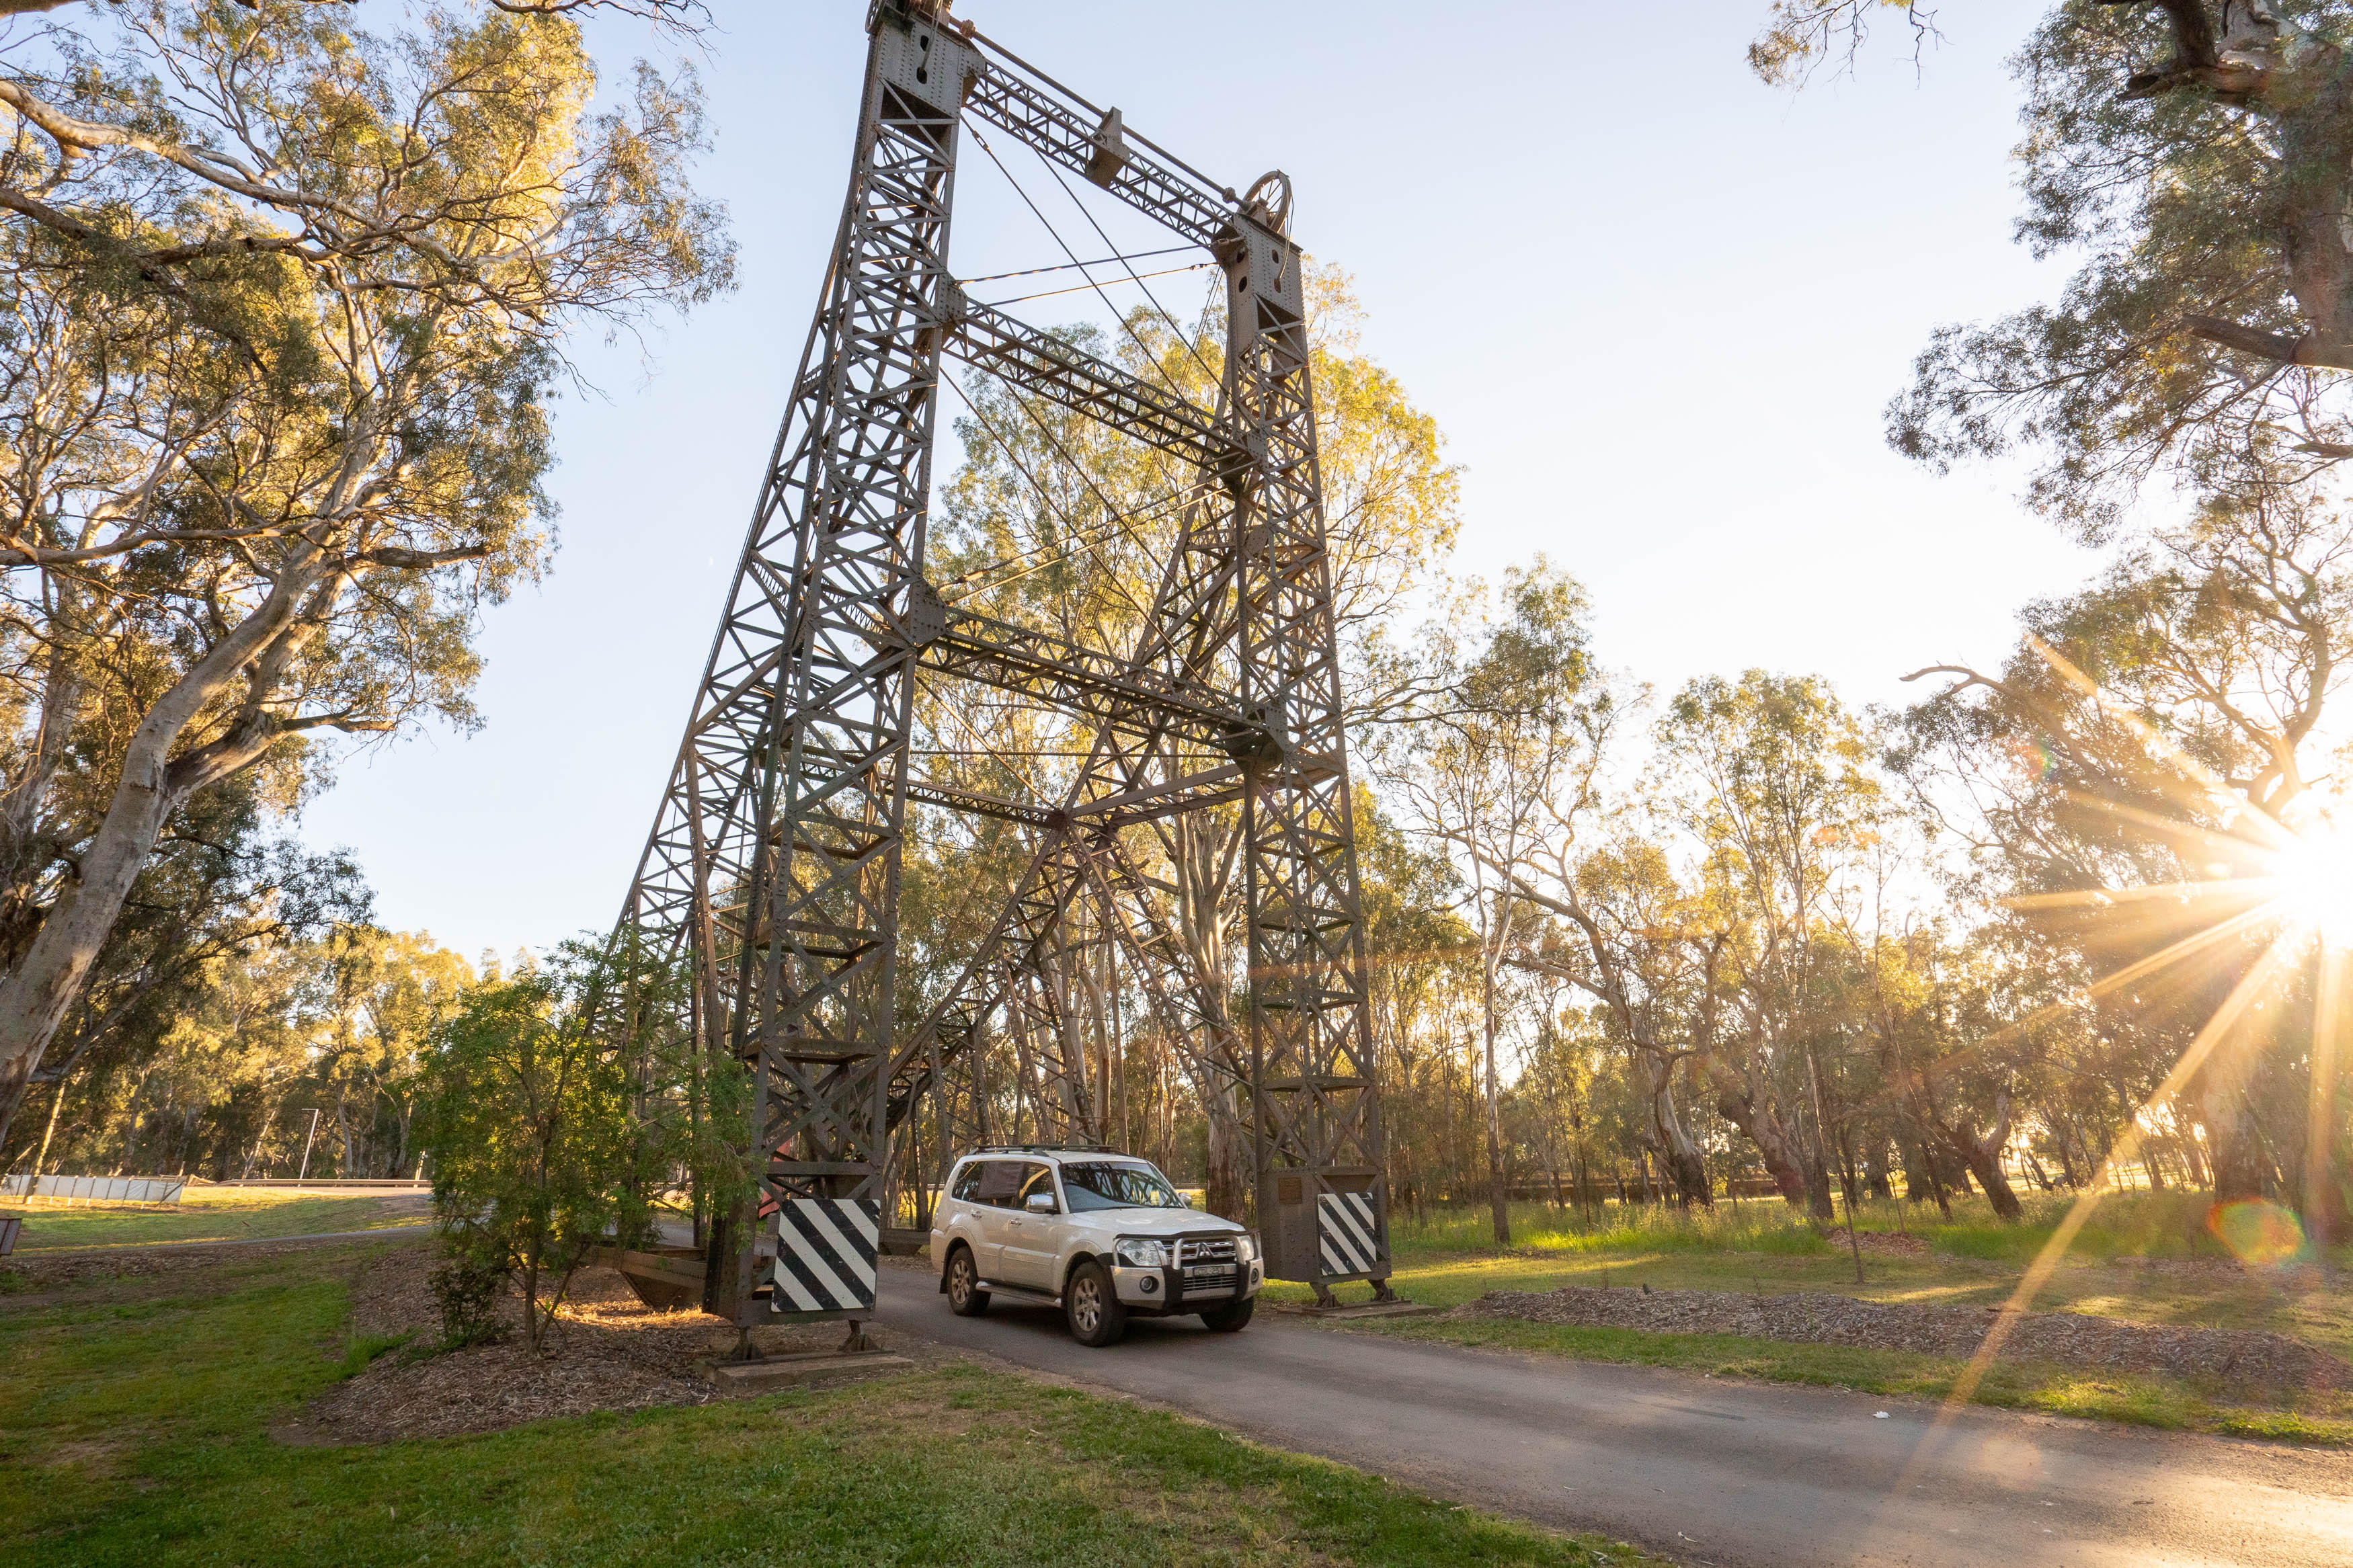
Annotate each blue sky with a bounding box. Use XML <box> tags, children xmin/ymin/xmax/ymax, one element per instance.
<box><xmin>296</xmin><ymin>0</ymin><xmax>2095</xmax><ymax>959</ymax></box>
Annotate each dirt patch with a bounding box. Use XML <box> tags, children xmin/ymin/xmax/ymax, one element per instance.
<box><xmin>34</xmin><ymin>1438</ymin><xmax>124</xmax><ymax>1474</ymax></box>
<box><xmin>284</xmin><ymin>1261</ymin><xmax>946</xmax><ymax>1445</ymax></box>
<box><xmin>1451</xmin><ymin>1285</ymin><xmax>2351</xmax><ymax>1398</ymax></box>
<box><xmin>1822</xmin><ymin>1228</ymin><xmax>1931</xmax><ymax>1258</ymax></box>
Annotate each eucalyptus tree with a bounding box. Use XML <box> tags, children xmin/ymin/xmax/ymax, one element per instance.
<box><xmin>1511</xmin><ymin>839</ymin><xmax>1723</xmax><ymax>1210</ymax></box>
<box><xmin>315</xmin><ymin>929</ymin><xmax>475</xmax><ymax>1178</ymax></box>
<box><xmin>1761</xmin><ymin>2</ymin><xmax>2353</xmax><ymax>532</ymax></box>
<box><xmin>1390</xmin><ymin>564</ymin><xmax>1728</xmax><ymax>1211</ymax></box>
<box><xmin>1351</xmin><ymin>784</ymin><xmax>1474</xmax><ymax>1222</ymax></box>
<box><xmin>0</xmin><ymin>1</ymin><xmax>731</xmax><ymax>1104</ymax></box>
<box><xmin>1655</xmin><ymin>673</ymin><xmax>1886</xmax><ymax>1219</ymax></box>
<box><xmin>1398</xmin><ymin>710</ymin><xmax>1540</xmax><ymax>1242</ymax></box>
<box><xmin>1757</xmin><ymin>1</ymin><xmax>2353</xmax><ymax>1218</ymax></box>
<box><xmin>1390</xmin><ymin>562</ymin><xmax>1632</xmax><ymax>1233</ymax></box>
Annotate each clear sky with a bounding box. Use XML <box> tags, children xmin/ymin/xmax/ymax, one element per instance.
<box><xmin>296</xmin><ymin>0</ymin><xmax>2096</xmax><ymax>960</ymax></box>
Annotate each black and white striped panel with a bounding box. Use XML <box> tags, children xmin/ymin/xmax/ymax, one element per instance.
<box><xmin>770</xmin><ymin>1198</ymin><xmax>880</xmax><ymax>1313</ymax></box>
<box><xmin>1318</xmin><ymin>1190</ymin><xmax>1382</xmax><ymax>1276</ymax></box>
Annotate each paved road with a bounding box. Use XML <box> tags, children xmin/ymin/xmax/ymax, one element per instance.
<box><xmin>871</xmin><ymin>1272</ymin><xmax>2353</xmax><ymax>1568</ymax></box>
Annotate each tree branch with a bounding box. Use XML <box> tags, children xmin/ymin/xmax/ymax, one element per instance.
<box><xmin>2182</xmin><ymin>314</ymin><xmax>2353</xmax><ymax>368</ymax></box>
<box><xmin>348</xmin><ymin>544</ymin><xmax>489</xmax><ymax>571</ymax></box>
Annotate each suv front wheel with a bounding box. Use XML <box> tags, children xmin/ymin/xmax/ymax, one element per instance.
<box><xmin>1064</xmin><ymin>1258</ymin><xmax>1127</xmax><ymax>1346</ymax></box>
<box><xmin>945</xmin><ymin>1245</ymin><xmax>989</xmax><ymax>1317</ymax></box>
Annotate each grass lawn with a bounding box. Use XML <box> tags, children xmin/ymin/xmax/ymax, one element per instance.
<box><xmin>2</xmin><ymin>1186</ymin><xmax>429</xmax><ymax>1253</ymax></box>
<box><xmin>0</xmin><ymin>1243</ymin><xmax>1668</xmax><ymax>1567</ymax></box>
<box><xmin>1258</xmin><ymin>1192</ymin><xmax>2353</xmax><ymax>1446</ymax></box>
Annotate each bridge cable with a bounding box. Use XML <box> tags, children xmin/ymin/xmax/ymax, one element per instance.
<box><xmin>1028</xmin><ymin>142</ymin><xmax>1226</xmax><ymax>391</ymax></box>
<box><xmin>967</xmin><ymin>126</ymin><xmax>1205</xmax><ymax>410</ymax></box>
<box><xmin>961</xmin><ymin>245</ymin><xmax>1193</xmax><ymax>286</ymax></box>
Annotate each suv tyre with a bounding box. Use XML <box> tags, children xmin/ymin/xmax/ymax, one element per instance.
<box><xmin>1064</xmin><ymin>1257</ymin><xmax>1127</xmax><ymax>1346</ymax></box>
<box><xmin>1198</xmin><ymin>1296</ymin><xmax>1254</xmax><ymax>1333</ymax></box>
<box><xmin>945</xmin><ymin>1244</ymin><xmax>990</xmax><ymax>1317</ymax></box>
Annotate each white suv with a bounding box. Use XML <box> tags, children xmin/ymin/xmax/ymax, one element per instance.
<box><xmin>930</xmin><ymin>1147</ymin><xmax>1263</xmax><ymax>1346</ymax></box>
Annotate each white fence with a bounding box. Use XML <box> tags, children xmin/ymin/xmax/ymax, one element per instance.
<box><xmin>1</xmin><ymin>1173</ymin><xmax>186</xmax><ymax>1203</ymax></box>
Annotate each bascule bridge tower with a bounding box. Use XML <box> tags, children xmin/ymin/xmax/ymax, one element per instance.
<box><xmin>616</xmin><ymin>0</ymin><xmax>1394</xmax><ymax>1324</ymax></box>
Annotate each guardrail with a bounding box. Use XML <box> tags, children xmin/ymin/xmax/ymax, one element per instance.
<box><xmin>1</xmin><ymin>1173</ymin><xmax>186</xmax><ymax>1204</ymax></box>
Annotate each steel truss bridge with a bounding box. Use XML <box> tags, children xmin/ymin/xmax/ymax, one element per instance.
<box><xmin>610</xmin><ymin>0</ymin><xmax>1394</xmax><ymax>1327</ymax></box>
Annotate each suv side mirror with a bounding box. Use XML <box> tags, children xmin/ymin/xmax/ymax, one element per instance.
<box><xmin>1025</xmin><ymin>1191</ymin><xmax>1058</xmax><ymax>1214</ymax></box>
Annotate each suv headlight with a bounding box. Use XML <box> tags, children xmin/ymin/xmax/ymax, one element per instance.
<box><xmin>1236</xmin><ymin>1233</ymin><xmax>1258</xmax><ymax>1265</ymax></box>
<box><xmin>1114</xmin><ymin>1237</ymin><xmax>1172</xmax><ymax>1268</ymax></box>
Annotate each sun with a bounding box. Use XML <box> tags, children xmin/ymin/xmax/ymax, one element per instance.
<box><xmin>2267</xmin><ymin>815</ymin><xmax>2353</xmax><ymax>946</ymax></box>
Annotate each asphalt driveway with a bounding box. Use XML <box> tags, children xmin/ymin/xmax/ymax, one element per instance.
<box><xmin>872</xmin><ymin>1271</ymin><xmax>2353</xmax><ymax>1568</ymax></box>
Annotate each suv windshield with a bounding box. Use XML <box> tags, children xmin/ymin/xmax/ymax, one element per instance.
<box><xmin>1059</xmin><ymin>1161</ymin><xmax>1188</xmax><ymax>1212</ymax></box>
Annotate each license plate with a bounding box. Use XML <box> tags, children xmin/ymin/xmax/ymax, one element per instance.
<box><xmin>1185</xmin><ymin>1264</ymin><xmax>1236</xmax><ymax>1284</ymax></box>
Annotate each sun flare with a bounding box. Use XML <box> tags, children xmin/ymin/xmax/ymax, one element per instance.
<box><xmin>2267</xmin><ymin>817</ymin><xmax>2353</xmax><ymax>946</ymax></box>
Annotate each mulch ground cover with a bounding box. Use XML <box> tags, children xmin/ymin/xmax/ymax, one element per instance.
<box><xmin>1451</xmin><ymin>1283</ymin><xmax>2351</xmax><ymax>1397</ymax></box>
<box><xmin>281</xmin><ymin>1246</ymin><xmax>952</xmax><ymax>1445</ymax></box>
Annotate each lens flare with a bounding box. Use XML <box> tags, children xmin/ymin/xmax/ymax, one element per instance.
<box><xmin>2206</xmin><ymin>1198</ymin><xmax>2315</xmax><ymax>1270</ymax></box>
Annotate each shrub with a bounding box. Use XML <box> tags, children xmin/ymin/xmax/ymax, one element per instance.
<box><xmin>413</xmin><ymin>938</ymin><xmax>746</xmax><ymax>1358</ymax></box>
<box><xmin>416</xmin><ymin>956</ymin><xmax>655</xmax><ymax>1354</ymax></box>
<box><xmin>428</xmin><ymin>1250</ymin><xmax>510</xmax><ymax>1348</ymax></box>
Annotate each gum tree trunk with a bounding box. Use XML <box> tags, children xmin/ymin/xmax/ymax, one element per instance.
<box><xmin>1931</xmin><ymin>1089</ymin><xmax>2024</xmax><ymax>1221</ymax></box>
<box><xmin>1481</xmin><ymin>942</ymin><xmax>1511</xmax><ymax>1245</ymax></box>
<box><xmin>0</xmin><ymin>546</ymin><xmax>328</xmax><ymax>1099</ymax></box>
<box><xmin>1640</xmin><ymin>1050</ymin><xmax>1712</xmax><ymax>1208</ymax></box>
<box><xmin>1713</xmin><ymin>1074</ymin><xmax>1830</xmax><ymax>1218</ymax></box>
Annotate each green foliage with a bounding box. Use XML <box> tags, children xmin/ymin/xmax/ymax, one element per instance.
<box><xmin>415</xmin><ymin>936</ymin><xmax>742</xmax><ymax>1352</ymax></box>
<box><xmin>0</xmin><ymin>782</ymin><xmax>370</xmax><ymax>1171</ymax></box>
<box><xmin>417</xmin><ymin>947</ymin><xmax>657</xmax><ymax>1353</ymax></box>
<box><xmin>1888</xmin><ymin>491</ymin><xmax>2353</xmax><ymax>1216</ymax></box>
<box><xmin>1878</xmin><ymin>5</ymin><xmax>2334</xmax><ymax>528</ymax></box>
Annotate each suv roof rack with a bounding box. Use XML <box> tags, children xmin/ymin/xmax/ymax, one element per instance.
<box><xmin>963</xmin><ymin>1143</ymin><xmax>1119</xmax><ymax>1156</ymax></box>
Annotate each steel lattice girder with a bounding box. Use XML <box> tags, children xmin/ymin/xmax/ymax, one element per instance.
<box><xmin>615</xmin><ymin>0</ymin><xmax>1392</xmax><ymax>1321</ymax></box>
<box><xmin>945</xmin><ymin>293</ymin><xmax>1244</xmax><ymax>470</ymax></box>
<box><xmin>922</xmin><ymin>601</ymin><xmax>1248</xmax><ymax>751</ymax></box>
